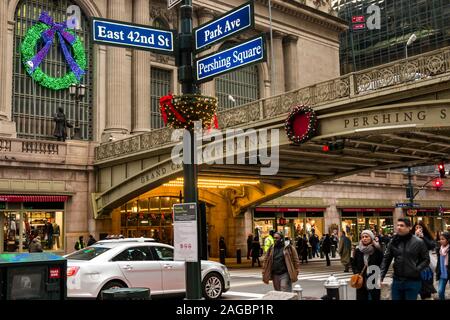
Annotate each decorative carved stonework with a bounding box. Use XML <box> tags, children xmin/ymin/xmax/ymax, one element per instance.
<box><xmin>150</xmin><ymin>6</ymin><xmax>177</xmax><ymax>25</ymax></box>
<box><xmin>155</xmin><ymin>54</ymin><xmax>170</xmax><ymax>64</ymax></box>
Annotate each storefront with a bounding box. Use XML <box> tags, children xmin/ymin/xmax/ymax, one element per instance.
<box><xmin>254</xmin><ymin>208</ymin><xmax>325</xmax><ymax>241</ymax></box>
<box><xmin>0</xmin><ymin>195</ymin><xmax>67</xmax><ymax>253</ymax></box>
<box><xmin>340</xmin><ymin>208</ymin><xmax>394</xmax><ymax>243</ymax></box>
<box><xmin>119</xmin><ymin>196</ymin><xmax>180</xmax><ymax>245</ymax></box>
<box><xmin>408</xmin><ymin>207</ymin><xmax>450</xmax><ymax>234</ymax></box>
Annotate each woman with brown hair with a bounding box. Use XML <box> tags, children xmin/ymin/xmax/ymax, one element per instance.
<box><xmin>412</xmin><ymin>221</ymin><xmax>437</xmax><ymax>299</ymax></box>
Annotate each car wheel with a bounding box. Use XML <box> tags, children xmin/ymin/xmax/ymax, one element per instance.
<box><xmin>202</xmin><ymin>272</ymin><xmax>224</xmax><ymax>300</ymax></box>
<box><xmin>98</xmin><ymin>281</ymin><xmax>127</xmax><ymax>299</ymax></box>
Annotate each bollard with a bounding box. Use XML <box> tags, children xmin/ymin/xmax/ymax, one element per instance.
<box><xmin>236</xmin><ymin>248</ymin><xmax>241</xmax><ymax>264</ymax></box>
<box><xmin>339</xmin><ymin>280</ymin><xmax>348</xmax><ymax>300</ymax></box>
<box><xmin>323</xmin><ymin>274</ymin><xmax>340</xmax><ymax>300</ymax></box>
<box><xmin>331</xmin><ymin>245</ymin><xmax>336</xmax><ymax>258</ymax></box>
<box><xmin>292</xmin><ymin>284</ymin><xmax>303</xmax><ymax>300</ymax></box>
<box><xmin>219</xmin><ymin>249</ymin><xmax>226</xmax><ymax>265</ymax></box>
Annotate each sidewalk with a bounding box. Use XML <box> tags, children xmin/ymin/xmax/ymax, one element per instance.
<box><xmin>209</xmin><ymin>256</ymin><xmax>341</xmax><ymax>269</ymax></box>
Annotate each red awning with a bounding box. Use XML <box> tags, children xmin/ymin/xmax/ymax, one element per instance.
<box><xmin>0</xmin><ymin>195</ymin><xmax>69</xmax><ymax>202</ymax></box>
<box><xmin>255</xmin><ymin>207</ymin><xmax>325</xmax><ymax>212</ymax></box>
<box><xmin>341</xmin><ymin>208</ymin><xmax>394</xmax><ymax>212</ymax></box>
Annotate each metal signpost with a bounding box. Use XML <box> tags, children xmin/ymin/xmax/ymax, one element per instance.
<box><xmin>92</xmin><ymin>0</ymin><xmax>262</xmax><ymax>300</ymax></box>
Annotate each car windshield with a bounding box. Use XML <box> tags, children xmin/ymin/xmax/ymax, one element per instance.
<box><xmin>66</xmin><ymin>246</ymin><xmax>111</xmax><ymax>260</ymax></box>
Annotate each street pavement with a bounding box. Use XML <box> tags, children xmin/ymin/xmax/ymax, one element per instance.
<box><xmin>222</xmin><ymin>259</ymin><xmax>357</xmax><ymax>300</ymax></box>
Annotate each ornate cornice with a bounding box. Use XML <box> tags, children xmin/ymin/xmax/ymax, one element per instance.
<box><xmin>255</xmin><ymin>0</ymin><xmax>347</xmax><ymax>33</ymax></box>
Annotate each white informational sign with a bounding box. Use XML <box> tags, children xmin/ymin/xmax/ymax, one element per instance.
<box><xmin>168</xmin><ymin>0</ymin><xmax>182</xmax><ymax>10</ymax></box>
<box><xmin>173</xmin><ymin>203</ymin><xmax>198</xmax><ymax>262</ymax></box>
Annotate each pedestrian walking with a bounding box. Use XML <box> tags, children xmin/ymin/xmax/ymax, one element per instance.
<box><xmin>351</xmin><ymin>230</ymin><xmax>383</xmax><ymax>300</ymax></box>
<box><xmin>380</xmin><ymin>218</ymin><xmax>429</xmax><ymax>300</ymax></box>
<box><xmin>87</xmin><ymin>234</ymin><xmax>97</xmax><ymax>246</ymax></box>
<box><xmin>322</xmin><ymin>234</ymin><xmax>332</xmax><ymax>266</ymax></box>
<box><xmin>338</xmin><ymin>231</ymin><xmax>352</xmax><ymax>272</ymax></box>
<box><xmin>74</xmin><ymin>235</ymin><xmax>85</xmax><ymax>251</ymax></box>
<box><xmin>309</xmin><ymin>231</ymin><xmax>319</xmax><ymax>258</ymax></box>
<box><xmin>251</xmin><ymin>236</ymin><xmax>262</xmax><ymax>267</ymax></box>
<box><xmin>436</xmin><ymin>231</ymin><xmax>449</xmax><ymax>300</ymax></box>
<box><xmin>28</xmin><ymin>236</ymin><xmax>43</xmax><ymax>253</ymax></box>
<box><xmin>412</xmin><ymin>221</ymin><xmax>437</xmax><ymax>299</ymax></box>
<box><xmin>247</xmin><ymin>233</ymin><xmax>254</xmax><ymax>260</ymax></box>
<box><xmin>219</xmin><ymin>236</ymin><xmax>227</xmax><ymax>258</ymax></box>
<box><xmin>262</xmin><ymin>232</ymin><xmax>300</xmax><ymax>292</ymax></box>
<box><xmin>296</xmin><ymin>235</ymin><xmax>309</xmax><ymax>264</ymax></box>
<box><xmin>263</xmin><ymin>230</ymin><xmax>275</xmax><ymax>254</ymax></box>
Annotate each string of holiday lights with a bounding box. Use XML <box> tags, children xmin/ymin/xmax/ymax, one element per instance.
<box><xmin>159</xmin><ymin>93</ymin><xmax>218</xmax><ymax>129</ymax></box>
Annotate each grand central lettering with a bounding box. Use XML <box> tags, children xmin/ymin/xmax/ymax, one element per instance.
<box><xmin>343</xmin><ymin>110</ymin><xmax>443</xmax><ymax>129</ymax></box>
<box><xmin>139</xmin><ymin>163</ymin><xmax>183</xmax><ymax>184</ymax></box>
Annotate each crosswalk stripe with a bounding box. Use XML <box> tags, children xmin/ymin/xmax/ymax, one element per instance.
<box><xmin>223</xmin><ymin>291</ymin><xmax>264</xmax><ymax>298</ymax></box>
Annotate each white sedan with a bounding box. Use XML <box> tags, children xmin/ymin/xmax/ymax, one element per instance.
<box><xmin>64</xmin><ymin>238</ymin><xmax>230</xmax><ymax>299</ymax></box>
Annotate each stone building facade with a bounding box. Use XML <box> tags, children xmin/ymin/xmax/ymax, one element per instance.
<box><xmin>3</xmin><ymin>0</ymin><xmax>446</xmax><ymax>257</ymax></box>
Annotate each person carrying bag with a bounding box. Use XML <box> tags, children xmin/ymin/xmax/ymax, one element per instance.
<box><xmin>350</xmin><ymin>230</ymin><xmax>383</xmax><ymax>300</ymax></box>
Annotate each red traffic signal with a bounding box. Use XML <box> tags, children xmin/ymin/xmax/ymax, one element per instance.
<box><xmin>434</xmin><ymin>178</ymin><xmax>443</xmax><ymax>190</ymax></box>
<box><xmin>322</xmin><ymin>145</ymin><xmax>330</xmax><ymax>152</ymax></box>
<box><xmin>438</xmin><ymin>162</ymin><xmax>446</xmax><ymax>178</ymax></box>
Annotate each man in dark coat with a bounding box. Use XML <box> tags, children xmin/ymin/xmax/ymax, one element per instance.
<box><xmin>53</xmin><ymin>107</ymin><xmax>72</xmax><ymax>141</ymax></box>
<box><xmin>322</xmin><ymin>234</ymin><xmax>332</xmax><ymax>266</ymax></box>
<box><xmin>380</xmin><ymin>218</ymin><xmax>429</xmax><ymax>300</ymax></box>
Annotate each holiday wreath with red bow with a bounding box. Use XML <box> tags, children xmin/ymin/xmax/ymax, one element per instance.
<box><xmin>159</xmin><ymin>93</ymin><xmax>218</xmax><ymax>129</ymax></box>
<box><xmin>284</xmin><ymin>105</ymin><xmax>318</xmax><ymax>144</ymax></box>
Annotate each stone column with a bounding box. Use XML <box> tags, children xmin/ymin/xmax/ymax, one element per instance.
<box><xmin>0</xmin><ymin>1</ymin><xmax>8</xmax><ymax>121</ymax></box>
<box><xmin>394</xmin><ymin>208</ymin><xmax>404</xmax><ymax>225</ymax></box>
<box><xmin>271</xmin><ymin>31</ymin><xmax>285</xmax><ymax>95</ymax></box>
<box><xmin>283</xmin><ymin>35</ymin><xmax>299</xmax><ymax>92</ymax></box>
<box><xmin>197</xmin><ymin>8</ymin><xmax>216</xmax><ymax>97</ymax></box>
<box><xmin>132</xmin><ymin>0</ymin><xmax>151</xmax><ymax>133</ymax></box>
<box><xmin>325</xmin><ymin>203</ymin><xmax>341</xmax><ymax>234</ymax></box>
<box><xmin>104</xmin><ymin>0</ymin><xmax>131</xmax><ymax>138</ymax></box>
<box><xmin>0</xmin><ymin>5</ymin><xmax>16</xmax><ymax>137</ymax></box>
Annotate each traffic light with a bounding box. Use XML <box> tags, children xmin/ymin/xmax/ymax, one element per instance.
<box><xmin>438</xmin><ymin>162</ymin><xmax>446</xmax><ymax>178</ymax></box>
<box><xmin>406</xmin><ymin>184</ymin><xmax>414</xmax><ymax>199</ymax></box>
<box><xmin>434</xmin><ymin>178</ymin><xmax>444</xmax><ymax>190</ymax></box>
<box><xmin>323</xmin><ymin>139</ymin><xmax>345</xmax><ymax>152</ymax></box>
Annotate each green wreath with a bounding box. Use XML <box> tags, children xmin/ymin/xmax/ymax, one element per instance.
<box><xmin>21</xmin><ymin>22</ymin><xmax>87</xmax><ymax>91</ymax></box>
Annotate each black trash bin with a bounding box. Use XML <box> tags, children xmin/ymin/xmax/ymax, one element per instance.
<box><xmin>101</xmin><ymin>288</ymin><xmax>151</xmax><ymax>300</ymax></box>
<box><xmin>236</xmin><ymin>249</ymin><xmax>241</xmax><ymax>264</ymax></box>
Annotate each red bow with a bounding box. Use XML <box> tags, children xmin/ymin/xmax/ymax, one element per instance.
<box><xmin>159</xmin><ymin>93</ymin><xmax>186</xmax><ymax>125</ymax></box>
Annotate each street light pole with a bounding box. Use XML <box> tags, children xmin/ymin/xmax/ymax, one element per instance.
<box><xmin>69</xmin><ymin>83</ymin><xmax>85</xmax><ymax>140</ymax></box>
<box><xmin>178</xmin><ymin>0</ymin><xmax>202</xmax><ymax>300</ymax></box>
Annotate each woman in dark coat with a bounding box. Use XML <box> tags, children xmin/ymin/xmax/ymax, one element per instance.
<box><xmin>251</xmin><ymin>236</ymin><xmax>261</xmax><ymax>267</ymax></box>
<box><xmin>412</xmin><ymin>221</ymin><xmax>437</xmax><ymax>299</ymax></box>
<box><xmin>321</xmin><ymin>234</ymin><xmax>332</xmax><ymax>266</ymax></box>
<box><xmin>296</xmin><ymin>235</ymin><xmax>309</xmax><ymax>264</ymax></box>
<box><xmin>351</xmin><ymin>229</ymin><xmax>383</xmax><ymax>300</ymax></box>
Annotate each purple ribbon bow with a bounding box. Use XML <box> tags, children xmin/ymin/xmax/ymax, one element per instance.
<box><xmin>26</xmin><ymin>12</ymin><xmax>85</xmax><ymax>81</ymax></box>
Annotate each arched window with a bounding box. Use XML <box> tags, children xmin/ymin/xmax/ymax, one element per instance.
<box><xmin>12</xmin><ymin>0</ymin><xmax>93</xmax><ymax>140</ymax></box>
<box><xmin>215</xmin><ymin>42</ymin><xmax>260</xmax><ymax>111</ymax></box>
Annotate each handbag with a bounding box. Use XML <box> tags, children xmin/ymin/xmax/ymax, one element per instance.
<box><xmin>350</xmin><ymin>264</ymin><xmax>367</xmax><ymax>289</ymax></box>
<box><xmin>420</xmin><ymin>266</ymin><xmax>433</xmax><ymax>281</ymax></box>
